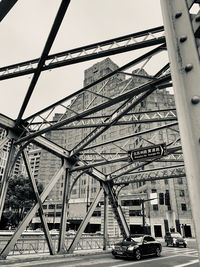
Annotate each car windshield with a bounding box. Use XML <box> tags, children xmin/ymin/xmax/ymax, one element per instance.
<box><xmin>171</xmin><ymin>233</ymin><xmax>182</xmax><ymax>238</ymax></box>
<box><xmin>125</xmin><ymin>238</ymin><xmax>143</xmax><ymax>243</ymax></box>
<box><xmin>129</xmin><ymin>236</ymin><xmax>143</xmax><ymax>243</ymax></box>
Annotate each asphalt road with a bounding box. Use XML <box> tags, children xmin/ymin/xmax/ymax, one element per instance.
<box><xmin>1</xmin><ymin>247</ymin><xmax>199</xmax><ymax>267</ymax></box>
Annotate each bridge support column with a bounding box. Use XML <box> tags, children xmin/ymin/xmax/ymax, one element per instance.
<box><xmin>161</xmin><ymin>0</ymin><xmax>200</xmax><ymax>263</ymax></box>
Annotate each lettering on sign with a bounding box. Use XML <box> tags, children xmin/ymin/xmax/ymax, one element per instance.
<box><xmin>128</xmin><ymin>143</ymin><xmax>167</xmax><ymax>162</ymax></box>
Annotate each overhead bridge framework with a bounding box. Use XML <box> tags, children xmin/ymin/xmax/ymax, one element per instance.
<box><xmin>0</xmin><ymin>0</ymin><xmax>200</xmax><ymax>261</ymax></box>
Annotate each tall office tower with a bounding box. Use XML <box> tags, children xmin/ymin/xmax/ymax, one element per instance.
<box><xmin>37</xmin><ymin>58</ymin><xmax>193</xmax><ymax>238</ymax></box>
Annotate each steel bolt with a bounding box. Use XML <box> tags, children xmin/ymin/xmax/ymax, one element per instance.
<box><xmin>191</xmin><ymin>96</ymin><xmax>200</xmax><ymax>104</ymax></box>
<box><xmin>185</xmin><ymin>64</ymin><xmax>193</xmax><ymax>72</ymax></box>
<box><xmin>180</xmin><ymin>36</ymin><xmax>187</xmax><ymax>43</ymax></box>
<box><xmin>175</xmin><ymin>12</ymin><xmax>182</xmax><ymax>18</ymax></box>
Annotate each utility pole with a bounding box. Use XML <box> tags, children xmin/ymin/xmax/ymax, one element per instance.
<box><xmin>141</xmin><ymin>197</ymin><xmax>158</xmax><ymax>234</ymax></box>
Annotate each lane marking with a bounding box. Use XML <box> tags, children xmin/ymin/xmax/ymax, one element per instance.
<box><xmin>173</xmin><ymin>259</ymin><xmax>199</xmax><ymax>267</ymax></box>
<box><xmin>110</xmin><ymin>254</ymin><xmax>181</xmax><ymax>267</ymax></box>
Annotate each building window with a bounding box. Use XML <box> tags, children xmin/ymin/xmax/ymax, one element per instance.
<box><xmin>48</xmin><ymin>212</ymin><xmax>55</xmax><ymax>217</ymax></box>
<box><xmin>178</xmin><ymin>178</ymin><xmax>183</xmax><ymax>184</ymax></box>
<box><xmin>92</xmin><ymin>211</ymin><xmax>101</xmax><ymax>217</ymax></box>
<box><xmin>56</xmin><ymin>204</ymin><xmax>62</xmax><ymax>209</ymax></box>
<box><xmin>129</xmin><ymin>210</ymin><xmax>142</xmax><ymax>216</ymax></box>
<box><xmin>153</xmin><ymin>205</ymin><xmax>159</xmax><ymax>211</ymax></box>
<box><xmin>72</xmin><ymin>189</ymin><xmax>77</xmax><ymax>195</ymax></box>
<box><xmin>121</xmin><ymin>199</ymin><xmax>141</xmax><ymax>206</ymax></box>
<box><xmin>179</xmin><ymin>190</ymin><xmax>185</xmax><ymax>197</ymax></box>
<box><xmin>49</xmin><ymin>204</ymin><xmax>55</xmax><ymax>209</ymax></box>
<box><xmin>181</xmin><ymin>203</ymin><xmax>187</xmax><ymax>211</ymax></box>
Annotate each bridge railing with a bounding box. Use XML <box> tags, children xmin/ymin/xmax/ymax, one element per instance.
<box><xmin>0</xmin><ymin>235</ymin><xmax>122</xmax><ymax>255</ymax></box>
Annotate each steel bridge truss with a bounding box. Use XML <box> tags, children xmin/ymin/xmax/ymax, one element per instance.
<box><xmin>0</xmin><ymin>0</ymin><xmax>200</xmax><ymax>260</ymax></box>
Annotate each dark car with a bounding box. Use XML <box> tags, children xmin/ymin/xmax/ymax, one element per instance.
<box><xmin>165</xmin><ymin>232</ymin><xmax>187</xmax><ymax>247</ymax></box>
<box><xmin>111</xmin><ymin>234</ymin><xmax>162</xmax><ymax>260</ymax></box>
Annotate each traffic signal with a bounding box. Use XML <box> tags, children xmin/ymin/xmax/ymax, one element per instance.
<box><xmin>159</xmin><ymin>193</ymin><xmax>164</xmax><ymax>205</ymax></box>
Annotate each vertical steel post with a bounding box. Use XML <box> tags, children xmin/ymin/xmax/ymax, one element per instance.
<box><xmin>0</xmin><ymin>140</ymin><xmax>15</xmax><ymax>220</ymax></box>
<box><xmin>160</xmin><ymin>0</ymin><xmax>200</xmax><ymax>262</ymax></box>
<box><xmin>141</xmin><ymin>200</ymin><xmax>145</xmax><ymax>234</ymax></box>
<box><xmin>58</xmin><ymin>166</ymin><xmax>71</xmax><ymax>253</ymax></box>
<box><xmin>103</xmin><ymin>190</ymin><xmax>108</xmax><ymax>250</ymax></box>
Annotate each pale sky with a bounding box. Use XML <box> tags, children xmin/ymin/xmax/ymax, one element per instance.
<box><xmin>0</xmin><ymin>0</ymin><xmax>165</xmax><ymax>119</ymax></box>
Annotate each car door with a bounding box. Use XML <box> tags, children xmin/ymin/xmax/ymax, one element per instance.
<box><xmin>142</xmin><ymin>236</ymin><xmax>151</xmax><ymax>255</ymax></box>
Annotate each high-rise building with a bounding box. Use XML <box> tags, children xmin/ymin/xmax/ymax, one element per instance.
<box><xmin>37</xmin><ymin>58</ymin><xmax>194</xmax><ymax>238</ymax></box>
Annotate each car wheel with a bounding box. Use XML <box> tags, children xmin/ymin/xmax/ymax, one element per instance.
<box><xmin>184</xmin><ymin>244</ymin><xmax>187</xmax><ymax>248</ymax></box>
<box><xmin>135</xmin><ymin>249</ymin><xmax>142</xmax><ymax>260</ymax></box>
<box><xmin>155</xmin><ymin>247</ymin><xmax>161</xmax><ymax>257</ymax></box>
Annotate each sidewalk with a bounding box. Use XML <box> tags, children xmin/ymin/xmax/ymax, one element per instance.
<box><xmin>0</xmin><ymin>248</ymin><xmax>112</xmax><ymax>265</ymax></box>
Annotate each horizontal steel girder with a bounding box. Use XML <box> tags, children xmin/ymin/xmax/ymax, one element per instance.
<box><xmin>28</xmin><ymin>108</ymin><xmax>177</xmax><ymax>130</ymax></box>
<box><xmin>0</xmin><ymin>26</ymin><xmax>165</xmax><ymax>81</ymax></box>
<box><xmin>112</xmin><ymin>164</ymin><xmax>185</xmax><ymax>185</ymax></box>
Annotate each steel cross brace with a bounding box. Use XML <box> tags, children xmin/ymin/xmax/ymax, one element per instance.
<box><xmin>22</xmin><ymin>150</ymin><xmax>55</xmax><ymax>255</ymax></box>
<box><xmin>17</xmin><ymin>43</ymin><xmax>167</xmax><ymax>138</ymax></box>
<box><xmin>0</xmin><ymin>160</ymin><xmax>66</xmax><ymax>259</ymax></box>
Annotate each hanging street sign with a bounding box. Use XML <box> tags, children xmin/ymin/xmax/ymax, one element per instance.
<box><xmin>128</xmin><ymin>143</ymin><xmax>167</xmax><ymax>162</ymax></box>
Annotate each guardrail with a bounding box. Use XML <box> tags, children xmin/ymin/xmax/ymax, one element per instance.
<box><xmin>0</xmin><ymin>234</ymin><xmax>122</xmax><ymax>255</ymax></box>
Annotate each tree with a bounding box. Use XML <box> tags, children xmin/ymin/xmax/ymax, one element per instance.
<box><xmin>1</xmin><ymin>175</ymin><xmax>43</xmax><ymax>229</ymax></box>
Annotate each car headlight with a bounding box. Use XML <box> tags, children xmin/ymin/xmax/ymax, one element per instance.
<box><xmin>184</xmin><ymin>240</ymin><xmax>187</xmax><ymax>244</ymax></box>
<box><xmin>173</xmin><ymin>238</ymin><xmax>177</xmax><ymax>243</ymax></box>
<box><xmin>127</xmin><ymin>245</ymin><xmax>137</xmax><ymax>251</ymax></box>
<box><xmin>111</xmin><ymin>245</ymin><xmax>115</xmax><ymax>250</ymax></box>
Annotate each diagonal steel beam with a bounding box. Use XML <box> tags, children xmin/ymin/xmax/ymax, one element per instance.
<box><xmin>0</xmin><ymin>0</ymin><xmax>18</xmax><ymax>22</ymax></box>
<box><xmin>0</xmin><ymin>161</ymin><xmax>65</xmax><ymax>259</ymax></box>
<box><xmin>67</xmin><ymin>187</ymin><xmax>104</xmax><ymax>253</ymax></box>
<box><xmin>33</xmin><ymin>136</ymin><xmax>70</xmax><ymax>158</ymax></box>
<box><xmin>15</xmin><ymin>0</ymin><xmax>71</xmax><ymax>125</ymax></box>
<box><xmin>22</xmin><ymin>150</ymin><xmax>55</xmax><ymax>255</ymax></box>
<box><xmin>0</xmin><ymin>140</ymin><xmax>15</xmax><ymax>221</ymax></box>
